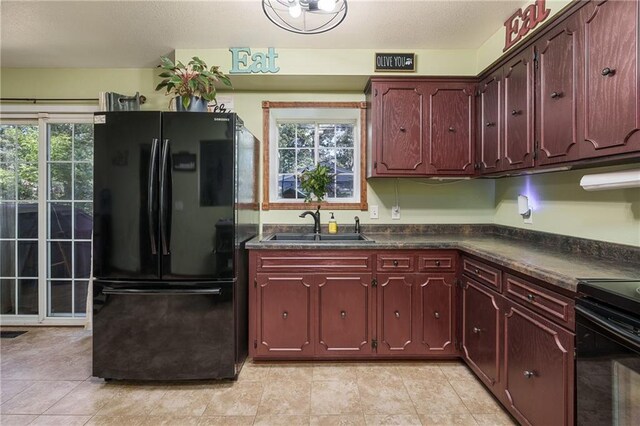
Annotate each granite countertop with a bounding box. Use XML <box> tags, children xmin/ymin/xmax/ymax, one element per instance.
<box><xmin>247</xmin><ymin>231</ymin><xmax>640</xmax><ymax>294</ymax></box>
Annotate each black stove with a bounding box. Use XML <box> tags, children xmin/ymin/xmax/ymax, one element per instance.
<box><xmin>577</xmin><ymin>278</ymin><xmax>640</xmax><ymax>317</ymax></box>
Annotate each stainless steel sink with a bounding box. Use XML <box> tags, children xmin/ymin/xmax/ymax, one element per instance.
<box><xmin>262</xmin><ymin>233</ymin><xmax>374</xmax><ymax>242</ymax></box>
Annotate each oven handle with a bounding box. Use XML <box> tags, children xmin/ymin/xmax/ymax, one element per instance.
<box><xmin>103</xmin><ymin>288</ymin><xmax>222</xmax><ymax>296</ymax></box>
<box><xmin>576</xmin><ymin>304</ymin><xmax>640</xmax><ymax>351</ymax></box>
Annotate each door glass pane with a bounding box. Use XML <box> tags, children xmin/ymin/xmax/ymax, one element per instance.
<box><xmin>48</xmin><ymin>202</ymin><xmax>72</xmax><ymax>239</ymax></box>
<box><xmin>49</xmin><ymin>163</ymin><xmax>72</xmax><ymax>200</ymax></box>
<box><xmin>49</xmin><ymin>280</ymin><xmax>71</xmax><ymax>316</ymax></box>
<box><xmin>49</xmin><ymin>242</ymin><xmax>72</xmax><ymax>279</ymax></box>
<box><xmin>0</xmin><ymin>122</ymin><xmax>38</xmax><ymax>317</ymax></box>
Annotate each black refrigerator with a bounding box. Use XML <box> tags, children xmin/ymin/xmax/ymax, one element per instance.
<box><xmin>92</xmin><ymin>112</ymin><xmax>258</xmax><ymax>380</ymax></box>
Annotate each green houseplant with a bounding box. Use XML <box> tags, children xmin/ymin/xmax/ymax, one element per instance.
<box><xmin>155</xmin><ymin>56</ymin><xmax>232</xmax><ymax>110</ymax></box>
<box><xmin>299</xmin><ymin>164</ymin><xmax>333</xmax><ymax>203</ymax></box>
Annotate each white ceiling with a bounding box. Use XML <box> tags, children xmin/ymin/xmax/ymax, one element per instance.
<box><xmin>1</xmin><ymin>0</ymin><xmax>521</xmax><ymax>69</ymax></box>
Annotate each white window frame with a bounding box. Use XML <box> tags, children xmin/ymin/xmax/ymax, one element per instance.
<box><xmin>0</xmin><ymin>104</ymin><xmax>97</xmax><ymax>326</ymax></box>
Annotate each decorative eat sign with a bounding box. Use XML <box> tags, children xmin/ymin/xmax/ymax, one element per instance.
<box><xmin>503</xmin><ymin>0</ymin><xmax>550</xmax><ymax>52</ymax></box>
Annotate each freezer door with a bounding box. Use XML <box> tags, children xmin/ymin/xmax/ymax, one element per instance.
<box><xmin>160</xmin><ymin>113</ymin><xmax>235</xmax><ymax>280</ymax></box>
<box><xmin>93</xmin><ymin>112</ymin><xmax>161</xmax><ymax>279</ymax></box>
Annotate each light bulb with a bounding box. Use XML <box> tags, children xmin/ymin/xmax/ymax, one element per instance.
<box><xmin>288</xmin><ymin>0</ymin><xmax>302</xmax><ymax>18</ymax></box>
<box><xmin>318</xmin><ymin>0</ymin><xmax>336</xmax><ymax>12</ymax></box>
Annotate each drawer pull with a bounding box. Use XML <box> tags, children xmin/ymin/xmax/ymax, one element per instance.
<box><xmin>472</xmin><ymin>327</ymin><xmax>481</xmax><ymax>334</ymax></box>
<box><xmin>511</xmin><ymin>109</ymin><xmax>520</xmax><ymax>116</ymax></box>
<box><xmin>394</xmin><ymin>310</ymin><xmax>400</xmax><ymax>318</ymax></box>
<box><xmin>435</xmin><ymin>260</ymin><xmax>441</xmax><ymax>267</ymax></box>
<box><xmin>434</xmin><ymin>311</ymin><xmax>440</xmax><ymax>319</ymax></box>
<box><xmin>474</xmin><ymin>268</ymin><xmax>480</xmax><ymax>274</ymax></box>
<box><xmin>601</xmin><ymin>67</ymin><xmax>615</xmax><ymax>77</ymax></box>
<box><xmin>485</xmin><ymin>121</ymin><xmax>495</xmax><ymax>127</ymax></box>
<box><xmin>282</xmin><ymin>311</ymin><xmax>288</xmax><ymax>319</ymax></box>
<box><xmin>341</xmin><ymin>310</ymin><xmax>347</xmax><ymax>319</ymax></box>
<box><xmin>523</xmin><ymin>370</ymin><xmax>535</xmax><ymax>379</ymax></box>
<box><xmin>550</xmin><ymin>91</ymin><xmax>562</xmax><ymax>99</ymax></box>
<box><xmin>448</xmin><ymin>126</ymin><xmax>455</xmax><ymax>132</ymax></box>
<box><xmin>527</xmin><ymin>293</ymin><xmax>536</xmax><ymax>302</ymax></box>
<box><xmin>399</xmin><ymin>126</ymin><xmax>406</xmax><ymax>132</ymax></box>
<box><xmin>393</xmin><ymin>260</ymin><xmax>399</xmax><ymax>267</ymax></box>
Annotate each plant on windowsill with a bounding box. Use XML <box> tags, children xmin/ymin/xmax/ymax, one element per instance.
<box><xmin>155</xmin><ymin>56</ymin><xmax>233</xmax><ymax>111</ymax></box>
<box><xmin>299</xmin><ymin>164</ymin><xmax>333</xmax><ymax>205</ymax></box>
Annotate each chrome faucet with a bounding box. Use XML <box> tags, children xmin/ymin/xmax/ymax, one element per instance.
<box><xmin>299</xmin><ymin>206</ymin><xmax>321</xmax><ymax>235</ymax></box>
<box><xmin>354</xmin><ymin>216</ymin><xmax>360</xmax><ymax>233</ymax></box>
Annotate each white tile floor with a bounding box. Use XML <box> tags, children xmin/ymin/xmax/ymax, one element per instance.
<box><xmin>0</xmin><ymin>327</ymin><xmax>516</xmax><ymax>425</ymax></box>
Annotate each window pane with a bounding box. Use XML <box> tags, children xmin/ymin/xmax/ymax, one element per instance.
<box><xmin>336</xmin><ymin>174</ymin><xmax>354</xmax><ymax>198</ymax></box>
<box><xmin>49</xmin><ymin>241</ymin><xmax>72</xmax><ymax>279</ymax></box>
<box><xmin>0</xmin><ymin>202</ymin><xmax>16</xmax><ymax>238</ymax></box>
<box><xmin>336</xmin><ymin>148</ymin><xmax>354</xmax><ymax>172</ymax></box>
<box><xmin>74</xmin><ymin>242</ymin><xmax>91</xmax><ymax>278</ymax></box>
<box><xmin>319</xmin><ymin>124</ymin><xmax>336</xmax><ymax>147</ymax></box>
<box><xmin>0</xmin><ymin>240</ymin><xmax>16</xmax><ymax>277</ymax></box>
<box><xmin>277</xmin><ymin>123</ymin><xmax>297</xmax><ymax>148</ymax></box>
<box><xmin>74</xmin><ymin>124</ymin><xmax>93</xmax><ymax>161</ymax></box>
<box><xmin>17</xmin><ymin>203</ymin><xmax>38</xmax><ymax>238</ymax></box>
<box><xmin>336</xmin><ymin>125</ymin><xmax>354</xmax><ymax>147</ymax></box>
<box><xmin>74</xmin><ymin>280</ymin><xmax>88</xmax><ymax>315</ymax></box>
<box><xmin>49</xmin><ymin>163</ymin><xmax>72</xmax><ymax>200</ymax></box>
<box><xmin>278</xmin><ymin>174</ymin><xmax>296</xmax><ymax>199</ymax></box>
<box><xmin>0</xmin><ymin>163</ymin><xmax>16</xmax><ymax>200</ymax></box>
<box><xmin>297</xmin><ymin>149</ymin><xmax>314</xmax><ymax>170</ymax></box>
<box><xmin>0</xmin><ymin>126</ymin><xmax>18</xmax><ymax>163</ymax></box>
<box><xmin>295</xmin><ymin>124</ymin><xmax>315</xmax><ymax>148</ymax></box>
<box><xmin>49</xmin><ymin>280</ymin><xmax>71</xmax><ymax>316</ymax></box>
<box><xmin>319</xmin><ymin>148</ymin><xmax>336</xmax><ymax>171</ymax></box>
<box><xmin>15</xmin><ymin>126</ymin><xmax>39</xmax><ymax>163</ymax></box>
<box><xmin>17</xmin><ymin>241</ymin><xmax>38</xmax><ymax>277</ymax></box>
<box><xmin>49</xmin><ymin>202</ymin><xmax>72</xmax><ymax>239</ymax></box>
<box><xmin>74</xmin><ymin>203</ymin><xmax>93</xmax><ymax>239</ymax></box>
<box><xmin>278</xmin><ymin>149</ymin><xmax>295</xmax><ymax>174</ymax></box>
<box><xmin>17</xmin><ymin>279</ymin><xmax>38</xmax><ymax>314</ymax></box>
<box><xmin>49</xmin><ymin>124</ymin><xmax>73</xmax><ymax>161</ymax></box>
<box><xmin>0</xmin><ymin>279</ymin><xmax>16</xmax><ymax>314</ymax></box>
<box><xmin>18</xmin><ymin>163</ymin><xmax>38</xmax><ymax>200</ymax></box>
<box><xmin>74</xmin><ymin>163</ymin><xmax>92</xmax><ymax>200</ymax></box>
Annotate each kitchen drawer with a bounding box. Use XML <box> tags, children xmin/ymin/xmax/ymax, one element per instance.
<box><xmin>417</xmin><ymin>251</ymin><xmax>457</xmax><ymax>272</ymax></box>
<box><xmin>376</xmin><ymin>253</ymin><xmax>415</xmax><ymax>272</ymax></box>
<box><xmin>462</xmin><ymin>257</ymin><xmax>502</xmax><ymax>292</ymax></box>
<box><xmin>504</xmin><ymin>273</ymin><xmax>575</xmax><ymax>330</ymax></box>
<box><xmin>257</xmin><ymin>251</ymin><xmax>373</xmax><ymax>272</ymax></box>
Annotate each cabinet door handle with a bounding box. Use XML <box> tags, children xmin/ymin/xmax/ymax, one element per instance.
<box><xmin>394</xmin><ymin>310</ymin><xmax>400</xmax><ymax>318</ymax></box>
<box><xmin>474</xmin><ymin>268</ymin><xmax>480</xmax><ymax>275</ymax></box>
<box><xmin>601</xmin><ymin>67</ymin><xmax>615</xmax><ymax>77</ymax></box>
<box><xmin>511</xmin><ymin>109</ymin><xmax>519</xmax><ymax>116</ymax></box>
<box><xmin>399</xmin><ymin>127</ymin><xmax>406</xmax><ymax>132</ymax></box>
<box><xmin>341</xmin><ymin>310</ymin><xmax>347</xmax><ymax>319</ymax></box>
<box><xmin>472</xmin><ymin>327</ymin><xmax>481</xmax><ymax>334</ymax></box>
<box><xmin>282</xmin><ymin>311</ymin><xmax>288</xmax><ymax>319</ymax></box>
<box><xmin>523</xmin><ymin>370</ymin><xmax>535</xmax><ymax>379</ymax></box>
<box><xmin>448</xmin><ymin>126</ymin><xmax>455</xmax><ymax>132</ymax></box>
<box><xmin>485</xmin><ymin>122</ymin><xmax>495</xmax><ymax>127</ymax></box>
<box><xmin>393</xmin><ymin>260</ymin><xmax>399</xmax><ymax>267</ymax></box>
<box><xmin>434</xmin><ymin>311</ymin><xmax>440</xmax><ymax>319</ymax></box>
<box><xmin>435</xmin><ymin>260</ymin><xmax>441</xmax><ymax>267</ymax></box>
<box><xmin>550</xmin><ymin>91</ymin><xmax>562</xmax><ymax>99</ymax></box>
<box><xmin>527</xmin><ymin>293</ymin><xmax>536</xmax><ymax>302</ymax></box>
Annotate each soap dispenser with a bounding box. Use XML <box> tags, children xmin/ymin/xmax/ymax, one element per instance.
<box><xmin>328</xmin><ymin>212</ymin><xmax>338</xmax><ymax>234</ymax></box>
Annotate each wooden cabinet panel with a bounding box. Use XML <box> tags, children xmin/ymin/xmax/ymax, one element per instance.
<box><xmin>536</xmin><ymin>14</ymin><xmax>581</xmax><ymax>165</ymax></box>
<box><xmin>503</xmin><ymin>48</ymin><xmax>535</xmax><ymax>171</ymax></box>
<box><xmin>503</xmin><ymin>301</ymin><xmax>575</xmax><ymax>426</ymax></box>
<box><xmin>580</xmin><ymin>0</ymin><xmax>640</xmax><ymax>157</ymax></box>
<box><xmin>317</xmin><ymin>273</ymin><xmax>374</xmax><ymax>355</ymax></box>
<box><xmin>377</xmin><ymin>274</ymin><xmax>416</xmax><ymax>354</ymax></box>
<box><xmin>462</xmin><ymin>257</ymin><xmax>502</xmax><ymax>292</ymax></box>
<box><xmin>415</xmin><ymin>273</ymin><xmax>456</xmax><ymax>354</ymax></box>
<box><xmin>417</xmin><ymin>252</ymin><xmax>457</xmax><ymax>272</ymax></box>
<box><xmin>462</xmin><ymin>277</ymin><xmax>501</xmax><ymax>389</ymax></box>
<box><xmin>377</xmin><ymin>253</ymin><xmax>415</xmax><ymax>271</ymax></box>
<box><xmin>374</xmin><ymin>82</ymin><xmax>429</xmax><ymax>175</ymax></box>
<box><xmin>478</xmin><ymin>72</ymin><xmax>502</xmax><ymax>173</ymax></box>
<box><xmin>428</xmin><ymin>85</ymin><xmax>475</xmax><ymax>174</ymax></box>
<box><xmin>255</xmin><ymin>274</ymin><xmax>314</xmax><ymax>357</ymax></box>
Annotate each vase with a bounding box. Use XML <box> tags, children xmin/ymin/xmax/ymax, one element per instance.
<box><xmin>175</xmin><ymin>96</ymin><xmax>209</xmax><ymax>112</ymax></box>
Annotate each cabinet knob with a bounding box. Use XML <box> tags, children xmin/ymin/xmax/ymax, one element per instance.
<box><xmin>472</xmin><ymin>327</ymin><xmax>481</xmax><ymax>334</ymax></box>
<box><xmin>474</xmin><ymin>268</ymin><xmax>480</xmax><ymax>275</ymax></box>
<box><xmin>448</xmin><ymin>126</ymin><xmax>455</xmax><ymax>132</ymax></box>
<box><xmin>601</xmin><ymin>67</ymin><xmax>615</xmax><ymax>77</ymax></box>
<box><xmin>527</xmin><ymin>293</ymin><xmax>536</xmax><ymax>302</ymax></box>
<box><xmin>523</xmin><ymin>370</ymin><xmax>535</xmax><ymax>379</ymax></box>
<box><xmin>282</xmin><ymin>311</ymin><xmax>288</xmax><ymax>319</ymax></box>
<box><xmin>550</xmin><ymin>91</ymin><xmax>562</xmax><ymax>99</ymax></box>
<box><xmin>393</xmin><ymin>260</ymin><xmax>399</xmax><ymax>267</ymax></box>
<box><xmin>511</xmin><ymin>109</ymin><xmax>519</xmax><ymax>116</ymax></box>
<box><xmin>394</xmin><ymin>310</ymin><xmax>400</xmax><ymax>318</ymax></box>
<box><xmin>485</xmin><ymin>122</ymin><xmax>494</xmax><ymax>127</ymax></box>
<box><xmin>435</xmin><ymin>260</ymin><xmax>441</xmax><ymax>267</ymax></box>
<box><xmin>399</xmin><ymin>127</ymin><xmax>406</xmax><ymax>132</ymax></box>
<box><xmin>434</xmin><ymin>311</ymin><xmax>440</xmax><ymax>319</ymax></box>
<box><xmin>341</xmin><ymin>310</ymin><xmax>347</xmax><ymax>319</ymax></box>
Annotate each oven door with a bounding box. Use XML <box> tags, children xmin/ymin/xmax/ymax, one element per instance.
<box><xmin>575</xmin><ymin>300</ymin><xmax>640</xmax><ymax>426</ymax></box>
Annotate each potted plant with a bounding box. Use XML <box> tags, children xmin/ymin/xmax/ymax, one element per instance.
<box><xmin>299</xmin><ymin>164</ymin><xmax>333</xmax><ymax>204</ymax></box>
<box><xmin>155</xmin><ymin>56</ymin><xmax>232</xmax><ymax>111</ymax></box>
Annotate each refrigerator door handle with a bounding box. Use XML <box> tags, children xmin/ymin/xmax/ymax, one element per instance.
<box><xmin>159</xmin><ymin>138</ymin><xmax>170</xmax><ymax>255</ymax></box>
<box><xmin>103</xmin><ymin>287</ymin><xmax>222</xmax><ymax>296</ymax></box>
<box><xmin>147</xmin><ymin>138</ymin><xmax>159</xmax><ymax>255</ymax></box>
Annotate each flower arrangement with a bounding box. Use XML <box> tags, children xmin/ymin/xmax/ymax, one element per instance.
<box><xmin>155</xmin><ymin>56</ymin><xmax>232</xmax><ymax>109</ymax></box>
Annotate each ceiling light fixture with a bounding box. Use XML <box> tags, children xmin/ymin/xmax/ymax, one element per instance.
<box><xmin>262</xmin><ymin>0</ymin><xmax>348</xmax><ymax>35</ymax></box>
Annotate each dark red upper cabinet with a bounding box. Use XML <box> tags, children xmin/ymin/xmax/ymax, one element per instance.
<box><xmin>503</xmin><ymin>48</ymin><xmax>535</xmax><ymax>171</ymax></box>
<box><xmin>536</xmin><ymin>14</ymin><xmax>581</xmax><ymax>165</ymax></box>
<box><xmin>371</xmin><ymin>81</ymin><xmax>429</xmax><ymax>176</ymax></box>
<box><xmin>428</xmin><ymin>84</ymin><xmax>475</xmax><ymax>175</ymax></box>
<box><xmin>478</xmin><ymin>72</ymin><xmax>502</xmax><ymax>173</ymax></box>
<box><xmin>580</xmin><ymin>0</ymin><xmax>640</xmax><ymax>158</ymax></box>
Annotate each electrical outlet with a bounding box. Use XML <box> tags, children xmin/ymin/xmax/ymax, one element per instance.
<box><xmin>391</xmin><ymin>205</ymin><xmax>400</xmax><ymax>220</ymax></box>
<box><xmin>370</xmin><ymin>205</ymin><xmax>379</xmax><ymax>219</ymax></box>
<box><xmin>524</xmin><ymin>210</ymin><xmax>533</xmax><ymax>224</ymax></box>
